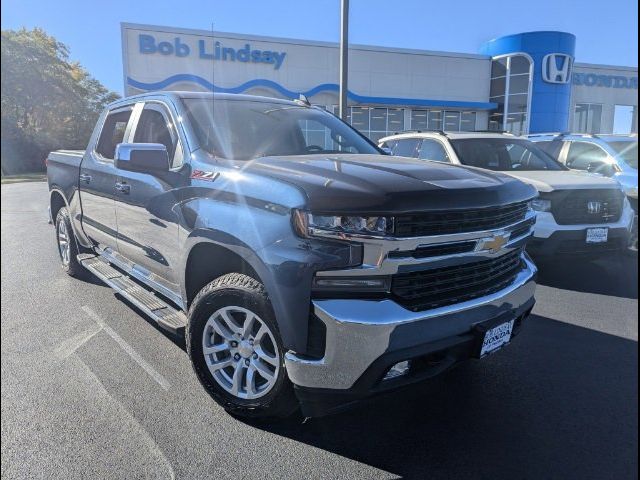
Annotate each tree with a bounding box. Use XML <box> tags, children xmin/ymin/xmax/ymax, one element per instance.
<box><xmin>1</xmin><ymin>28</ymin><xmax>119</xmax><ymax>174</ymax></box>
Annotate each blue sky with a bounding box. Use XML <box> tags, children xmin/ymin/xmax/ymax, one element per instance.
<box><xmin>2</xmin><ymin>0</ymin><xmax>638</xmax><ymax>94</ymax></box>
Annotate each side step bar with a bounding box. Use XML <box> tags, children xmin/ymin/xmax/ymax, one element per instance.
<box><xmin>79</xmin><ymin>254</ymin><xmax>187</xmax><ymax>335</ymax></box>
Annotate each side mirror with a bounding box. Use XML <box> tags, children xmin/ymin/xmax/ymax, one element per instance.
<box><xmin>115</xmin><ymin>143</ymin><xmax>169</xmax><ymax>174</ymax></box>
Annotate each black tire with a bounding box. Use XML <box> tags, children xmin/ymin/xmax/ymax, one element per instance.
<box><xmin>186</xmin><ymin>273</ymin><xmax>299</xmax><ymax>419</ymax></box>
<box><xmin>55</xmin><ymin>207</ymin><xmax>84</xmax><ymax>278</ymax></box>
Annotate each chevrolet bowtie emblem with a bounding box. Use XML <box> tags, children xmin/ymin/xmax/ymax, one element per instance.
<box><xmin>479</xmin><ymin>233</ymin><xmax>510</xmax><ymax>253</ymax></box>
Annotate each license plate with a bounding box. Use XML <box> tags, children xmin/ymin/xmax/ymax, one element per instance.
<box><xmin>479</xmin><ymin>320</ymin><xmax>515</xmax><ymax>357</ymax></box>
<box><xmin>586</xmin><ymin>227</ymin><xmax>608</xmax><ymax>244</ymax></box>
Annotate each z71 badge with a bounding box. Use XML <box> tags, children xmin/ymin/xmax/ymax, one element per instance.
<box><xmin>191</xmin><ymin>169</ymin><xmax>219</xmax><ymax>181</ymax></box>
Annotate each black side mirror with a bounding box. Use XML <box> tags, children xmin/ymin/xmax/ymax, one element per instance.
<box><xmin>115</xmin><ymin>143</ymin><xmax>169</xmax><ymax>174</ymax></box>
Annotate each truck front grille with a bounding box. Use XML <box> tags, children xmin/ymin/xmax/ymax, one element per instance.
<box><xmin>391</xmin><ymin>249</ymin><xmax>524</xmax><ymax>312</ymax></box>
<box><xmin>551</xmin><ymin>189</ymin><xmax>624</xmax><ymax>225</ymax></box>
<box><xmin>394</xmin><ymin>201</ymin><xmax>529</xmax><ymax>237</ymax></box>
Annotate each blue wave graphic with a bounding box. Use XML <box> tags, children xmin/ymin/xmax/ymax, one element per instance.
<box><xmin>127</xmin><ymin>75</ymin><xmax>497</xmax><ymax>110</ymax></box>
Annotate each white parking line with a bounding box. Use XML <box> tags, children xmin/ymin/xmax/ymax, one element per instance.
<box><xmin>81</xmin><ymin>305</ymin><xmax>171</xmax><ymax>391</ymax></box>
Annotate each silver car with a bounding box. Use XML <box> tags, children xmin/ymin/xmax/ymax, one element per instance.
<box><xmin>527</xmin><ymin>133</ymin><xmax>638</xmax><ymax>207</ymax></box>
<box><xmin>529</xmin><ymin>133</ymin><xmax>638</xmax><ymax>249</ymax></box>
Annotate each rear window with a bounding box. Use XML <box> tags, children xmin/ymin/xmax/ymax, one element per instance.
<box><xmin>96</xmin><ymin>109</ymin><xmax>133</xmax><ymax>159</ymax></box>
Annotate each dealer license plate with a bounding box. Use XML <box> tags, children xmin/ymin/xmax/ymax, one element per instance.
<box><xmin>479</xmin><ymin>320</ymin><xmax>515</xmax><ymax>357</ymax></box>
<box><xmin>586</xmin><ymin>227</ymin><xmax>608</xmax><ymax>244</ymax></box>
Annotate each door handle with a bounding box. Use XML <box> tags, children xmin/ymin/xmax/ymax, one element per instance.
<box><xmin>79</xmin><ymin>173</ymin><xmax>92</xmax><ymax>184</ymax></box>
<box><xmin>115</xmin><ymin>182</ymin><xmax>130</xmax><ymax>194</ymax></box>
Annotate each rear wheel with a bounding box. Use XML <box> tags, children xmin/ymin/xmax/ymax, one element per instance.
<box><xmin>186</xmin><ymin>273</ymin><xmax>298</xmax><ymax>419</ymax></box>
<box><xmin>55</xmin><ymin>207</ymin><xmax>83</xmax><ymax>277</ymax></box>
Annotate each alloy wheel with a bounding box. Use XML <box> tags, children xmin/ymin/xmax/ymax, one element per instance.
<box><xmin>202</xmin><ymin>306</ymin><xmax>280</xmax><ymax>400</ymax></box>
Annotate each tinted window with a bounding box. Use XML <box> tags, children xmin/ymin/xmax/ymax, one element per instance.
<box><xmin>96</xmin><ymin>109</ymin><xmax>132</xmax><ymax>159</ymax></box>
<box><xmin>379</xmin><ymin>140</ymin><xmax>396</xmax><ymax>153</ymax></box>
<box><xmin>419</xmin><ymin>140</ymin><xmax>450</xmax><ymax>162</ymax></box>
<box><xmin>133</xmin><ymin>106</ymin><xmax>182</xmax><ymax>167</ymax></box>
<box><xmin>182</xmin><ymin>98</ymin><xmax>379</xmax><ymax>160</ymax></box>
<box><xmin>450</xmin><ymin>138</ymin><xmax>565</xmax><ymax>171</ymax></box>
<box><xmin>566</xmin><ymin>142</ymin><xmax>608</xmax><ymax>170</ymax></box>
<box><xmin>534</xmin><ymin>140</ymin><xmax>564</xmax><ymax>160</ymax></box>
<box><xmin>392</xmin><ymin>138</ymin><xmax>420</xmax><ymax>157</ymax></box>
<box><xmin>608</xmin><ymin>141</ymin><xmax>638</xmax><ymax>169</ymax></box>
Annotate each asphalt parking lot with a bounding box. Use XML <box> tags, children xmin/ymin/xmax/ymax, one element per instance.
<box><xmin>1</xmin><ymin>181</ymin><xmax>638</xmax><ymax>480</ymax></box>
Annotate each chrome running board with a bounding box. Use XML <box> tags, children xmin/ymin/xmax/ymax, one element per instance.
<box><xmin>79</xmin><ymin>254</ymin><xmax>187</xmax><ymax>335</ymax></box>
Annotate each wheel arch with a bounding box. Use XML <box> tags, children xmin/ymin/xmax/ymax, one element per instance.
<box><xmin>182</xmin><ymin>239</ymin><xmax>263</xmax><ymax>308</ymax></box>
<box><xmin>49</xmin><ymin>188</ymin><xmax>68</xmax><ymax>223</ymax></box>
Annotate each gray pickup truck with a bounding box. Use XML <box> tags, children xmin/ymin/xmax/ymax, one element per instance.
<box><xmin>47</xmin><ymin>91</ymin><xmax>538</xmax><ymax>418</ymax></box>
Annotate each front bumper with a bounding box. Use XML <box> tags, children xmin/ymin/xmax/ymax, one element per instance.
<box><xmin>285</xmin><ymin>255</ymin><xmax>537</xmax><ymax>415</ymax></box>
<box><xmin>529</xmin><ymin>206</ymin><xmax>634</xmax><ymax>256</ymax></box>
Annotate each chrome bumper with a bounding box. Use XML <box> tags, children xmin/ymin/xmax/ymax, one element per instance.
<box><xmin>285</xmin><ymin>255</ymin><xmax>537</xmax><ymax>390</ymax></box>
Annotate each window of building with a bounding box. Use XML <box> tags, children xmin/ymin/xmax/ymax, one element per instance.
<box><xmin>330</xmin><ymin>105</ymin><xmax>476</xmax><ymax>139</ymax></box>
<box><xmin>460</xmin><ymin>112</ymin><xmax>477</xmax><ymax>131</ymax></box>
<box><xmin>488</xmin><ymin>54</ymin><xmax>532</xmax><ymax>135</ymax></box>
<box><xmin>419</xmin><ymin>139</ymin><xmax>450</xmax><ymax>162</ymax></box>
<box><xmin>573</xmin><ymin>103</ymin><xmax>602</xmax><ymax>134</ymax></box>
<box><xmin>411</xmin><ymin>110</ymin><xmax>428</xmax><ymax>130</ymax></box>
<box><xmin>96</xmin><ymin>108</ymin><xmax>133</xmax><ymax>159</ymax></box>
<box><xmin>444</xmin><ymin>111</ymin><xmax>461</xmax><ymax>131</ymax></box>
<box><xmin>613</xmin><ymin>105</ymin><xmax>637</xmax><ymax>134</ymax></box>
<box><xmin>387</xmin><ymin>108</ymin><xmax>404</xmax><ymax>133</ymax></box>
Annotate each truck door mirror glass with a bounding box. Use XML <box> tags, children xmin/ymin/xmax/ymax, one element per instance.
<box><xmin>114</xmin><ymin>143</ymin><xmax>170</xmax><ymax>174</ymax></box>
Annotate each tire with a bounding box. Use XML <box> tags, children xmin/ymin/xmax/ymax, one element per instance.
<box><xmin>55</xmin><ymin>207</ymin><xmax>83</xmax><ymax>278</ymax></box>
<box><xmin>186</xmin><ymin>273</ymin><xmax>299</xmax><ymax>419</ymax></box>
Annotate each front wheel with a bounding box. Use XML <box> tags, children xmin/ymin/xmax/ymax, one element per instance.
<box><xmin>55</xmin><ymin>207</ymin><xmax>83</xmax><ymax>277</ymax></box>
<box><xmin>186</xmin><ymin>273</ymin><xmax>298</xmax><ymax>419</ymax></box>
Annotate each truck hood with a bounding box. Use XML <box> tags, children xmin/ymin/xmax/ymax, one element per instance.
<box><xmin>243</xmin><ymin>154</ymin><xmax>536</xmax><ymax>214</ymax></box>
<box><xmin>505</xmin><ymin>170</ymin><xmax>621</xmax><ymax>194</ymax></box>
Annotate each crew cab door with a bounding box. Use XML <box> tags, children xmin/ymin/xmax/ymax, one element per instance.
<box><xmin>79</xmin><ymin>105</ymin><xmax>135</xmax><ymax>251</ymax></box>
<box><xmin>113</xmin><ymin>100</ymin><xmax>188</xmax><ymax>299</ymax></box>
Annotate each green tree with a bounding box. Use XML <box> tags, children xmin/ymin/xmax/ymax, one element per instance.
<box><xmin>1</xmin><ymin>28</ymin><xmax>119</xmax><ymax>175</ymax></box>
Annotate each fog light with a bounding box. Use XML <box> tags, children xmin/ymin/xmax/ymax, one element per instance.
<box><xmin>383</xmin><ymin>360</ymin><xmax>411</xmax><ymax>380</ymax></box>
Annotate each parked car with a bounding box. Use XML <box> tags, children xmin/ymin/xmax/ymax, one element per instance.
<box><xmin>47</xmin><ymin>92</ymin><xmax>538</xmax><ymax>418</ymax></box>
<box><xmin>378</xmin><ymin>131</ymin><xmax>635</xmax><ymax>258</ymax></box>
<box><xmin>528</xmin><ymin>132</ymin><xmax>638</xmax><ymax>249</ymax></box>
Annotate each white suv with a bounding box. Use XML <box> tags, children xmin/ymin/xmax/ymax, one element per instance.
<box><xmin>378</xmin><ymin>131</ymin><xmax>635</xmax><ymax>257</ymax></box>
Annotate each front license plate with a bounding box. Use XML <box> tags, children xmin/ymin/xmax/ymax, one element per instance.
<box><xmin>479</xmin><ymin>320</ymin><xmax>515</xmax><ymax>357</ymax></box>
<box><xmin>586</xmin><ymin>227</ymin><xmax>609</xmax><ymax>244</ymax></box>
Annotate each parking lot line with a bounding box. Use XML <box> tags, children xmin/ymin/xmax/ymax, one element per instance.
<box><xmin>81</xmin><ymin>305</ymin><xmax>171</xmax><ymax>391</ymax></box>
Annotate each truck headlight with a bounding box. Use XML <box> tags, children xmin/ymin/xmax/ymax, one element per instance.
<box><xmin>530</xmin><ymin>198</ymin><xmax>551</xmax><ymax>212</ymax></box>
<box><xmin>293</xmin><ymin>210</ymin><xmax>394</xmax><ymax>238</ymax></box>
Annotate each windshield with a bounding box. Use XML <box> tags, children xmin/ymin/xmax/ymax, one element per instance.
<box><xmin>449</xmin><ymin>138</ymin><xmax>566</xmax><ymax>171</ymax></box>
<box><xmin>608</xmin><ymin>141</ymin><xmax>638</xmax><ymax>170</ymax></box>
<box><xmin>181</xmin><ymin>98</ymin><xmax>380</xmax><ymax>160</ymax></box>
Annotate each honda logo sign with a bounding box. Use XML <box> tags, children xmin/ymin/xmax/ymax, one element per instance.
<box><xmin>542</xmin><ymin>53</ymin><xmax>573</xmax><ymax>84</ymax></box>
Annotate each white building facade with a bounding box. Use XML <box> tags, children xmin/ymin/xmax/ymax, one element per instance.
<box><xmin>122</xmin><ymin>23</ymin><xmax>638</xmax><ymax>140</ymax></box>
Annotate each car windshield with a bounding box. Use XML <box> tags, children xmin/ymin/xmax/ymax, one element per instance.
<box><xmin>608</xmin><ymin>141</ymin><xmax>638</xmax><ymax>170</ymax></box>
<box><xmin>181</xmin><ymin>98</ymin><xmax>380</xmax><ymax>160</ymax></box>
<box><xmin>449</xmin><ymin>138</ymin><xmax>566</xmax><ymax>171</ymax></box>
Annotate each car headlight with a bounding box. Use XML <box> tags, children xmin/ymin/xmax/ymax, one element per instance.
<box><xmin>530</xmin><ymin>198</ymin><xmax>551</xmax><ymax>212</ymax></box>
<box><xmin>292</xmin><ymin>210</ymin><xmax>394</xmax><ymax>238</ymax></box>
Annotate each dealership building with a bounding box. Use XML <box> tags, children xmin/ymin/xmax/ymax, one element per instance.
<box><xmin>121</xmin><ymin>23</ymin><xmax>638</xmax><ymax>142</ymax></box>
